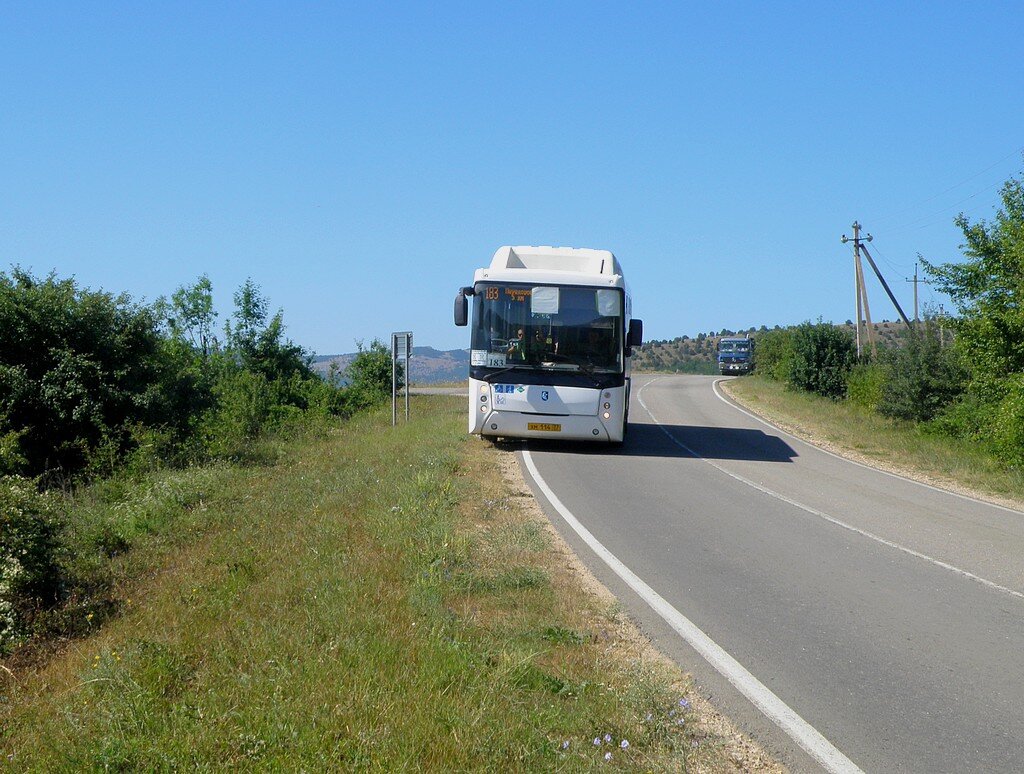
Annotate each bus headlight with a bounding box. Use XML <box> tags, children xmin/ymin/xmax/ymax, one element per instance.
<box><xmin>603</xmin><ymin>402</ymin><xmax>610</xmax><ymax>409</ymax></box>
<box><xmin>603</xmin><ymin>411</ymin><xmax>611</xmax><ymax>419</ymax></box>
<box><xmin>480</xmin><ymin>405</ymin><xmax>488</xmax><ymax>412</ymax></box>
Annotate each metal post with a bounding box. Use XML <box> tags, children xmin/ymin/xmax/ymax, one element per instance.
<box><xmin>390</xmin><ymin>331</ymin><xmax>412</xmax><ymax>426</ymax></box>
<box><xmin>404</xmin><ymin>335</ymin><xmax>411</xmax><ymax>421</ymax></box>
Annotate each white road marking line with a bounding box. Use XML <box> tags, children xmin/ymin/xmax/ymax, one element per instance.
<box><xmin>711</xmin><ymin>377</ymin><xmax>1024</xmax><ymax>516</ymax></box>
<box><xmin>520</xmin><ymin>449</ymin><xmax>863</xmax><ymax>774</ymax></box>
<box><xmin>638</xmin><ymin>377</ymin><xmax>1024</xmax><ymax>602</ymax></box>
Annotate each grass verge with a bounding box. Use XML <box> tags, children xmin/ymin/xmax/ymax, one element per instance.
<box><xmin>1</xmin><ymin>396</ymin><xmax>774</xmax><ymax>770</ymax></box>
<box><xmin>725</xmin><ymin>376</ymin><xmax>1024</xmax><ymax>509</ymax></box>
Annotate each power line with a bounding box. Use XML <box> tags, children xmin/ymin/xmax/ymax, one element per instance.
<box><xmin>870</xmin><ymin>146</ymin><xmax>1023</xmax><ymax>229</ymax></box>
<box><xmin>883</xmin><ymin>179</ymin><xmax>1010</xmax><ymax>235</ymax></box>
<box><xmin>868</xmin><ymin>241</ymin><xmax>910</xmax><ymax>275</ymax></box>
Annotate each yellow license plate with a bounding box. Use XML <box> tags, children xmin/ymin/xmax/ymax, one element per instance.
<box><xmin>527</xmin><ymin>422</ymin><xmax>562</xmax><ymax>432</ymax></box>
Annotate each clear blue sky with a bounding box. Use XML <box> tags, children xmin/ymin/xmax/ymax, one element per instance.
<box><xmin>3</xmin><ymin>2</ymin><xmax>1022</xmax><ymax>354</ymax></box>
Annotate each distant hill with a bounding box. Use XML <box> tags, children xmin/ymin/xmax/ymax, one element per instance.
<box><xmin>633</xmin><ymin>320</ymin><xmax>917</xmax><ymax>373</ymax></box>
<box><xmin>315</xmin><ymin>321</ymin><xmax>921</xmax><ymax>382</ymax></box>
<box><xmin>312</xmin><ymin>347</ymin><xmax>470</xmax><ymax>384</ymax></box>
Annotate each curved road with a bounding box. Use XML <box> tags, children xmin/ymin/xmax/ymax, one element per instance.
<box><xmin>519</xmin><ymin>374</ymin><xmax>1024</xmax><ymax>773</ymax></box>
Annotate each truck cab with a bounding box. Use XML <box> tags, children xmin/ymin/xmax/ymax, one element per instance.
<box><xmin>717</xmin><ymin>336</ymin><xmax>754</xmax><ymax>375</ymax></box>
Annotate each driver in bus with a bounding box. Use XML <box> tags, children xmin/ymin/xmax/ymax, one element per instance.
<box><xmin>507</xmin><ymin>328</ymin><xmax>527</xmax><ymax>361</ymax></box>
<box><xmin>583</xmin><ymin>328</ymin><xmax>612</xmax><ymax>364</ymax></box>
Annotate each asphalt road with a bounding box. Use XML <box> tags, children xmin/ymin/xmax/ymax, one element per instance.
<box><xmin>519</xmin><ymin>374</ymin><xmax>1024</xmax><ymax>773</ymax></box>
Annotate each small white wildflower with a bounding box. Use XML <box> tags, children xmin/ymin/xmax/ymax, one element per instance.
<box><xmin>560</xmin><ymin>740</ymin><xmax>570</xmax><ymax>750</ymax></box>
<box><xmin>620</xmin><ymin>739</ymin><xmax>629</xmax><ymax>749</ymax></box>
<box><xmin>603</xmin><ymin>733</ymin><xmax>612</xmax><ymax>743</ymax></box>
<box><xmin>604</xmin><ymin>751</ymin><xmax>612</xmax><ymax>762</ymax></box>
<box><xmin>593</xmin><ymin>737</ymin><xmax>601</xmax><ymax>746</ymax></box>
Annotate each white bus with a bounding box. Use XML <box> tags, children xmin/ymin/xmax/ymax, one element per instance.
<box><xmin>454</xmin><ymin>245</ymin><xmax>643</xmax><ymax>443</ymax></box>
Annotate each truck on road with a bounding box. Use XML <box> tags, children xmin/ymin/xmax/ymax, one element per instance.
<box><xmin>717</xmin><ymin>336</ymin><xmax>754</xmax><ymax>375</ymax></box>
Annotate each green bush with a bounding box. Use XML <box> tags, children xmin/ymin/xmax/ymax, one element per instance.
<box><xmin>991</xmin><ymin>374</ymin><xmax>1024</xmax><ymax>468</ymax></box>
<box><xmin>846</xmin><ymin>363</ymin><xmax>886</xmax><ymax>411</ymax></box>
<box><xmin>0</xmin><ymin>269</ymin><xmax>203</xmax><ymax>481</ymax></box>
<box><xmin>752</xmin><ymin>328</ymin><xmax>794</xmax><ymax>381</ymax></box>
<box><xmin>787</xmin><ymin>321</ymin><xmax>855</xmax><ymax>399</ymax></box>
<box><xmin>201</xmin><ymin>368</ymin><xmax>281</xmax><ymax>460</ymax></box>
<box><xmin>1</xmin><ymin>476</ymin><xmax>60</xmax><ymax>653</ymax></box>
<box><xmin>341</xmin><ymin>340</ymin><xmax>399</xmax><ymax>412</ymax></box>
<box><xmin>931</xmin><ymin>375</ymin><xmax>1024</xmax><ymax>465</ymax></box>
<box><xmin>876</xmin><ymin>322</ymin><xmax>966</xmax><ymax>423</ymax></box>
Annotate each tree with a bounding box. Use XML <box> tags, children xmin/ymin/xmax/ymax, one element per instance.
<box><xmin>922</xmin><ymin>172</ymin><xmax>1024</xmax><ymax>379</ymax></box>
<box><xmin>166</xmin><ymin>274</ymin><xmax>217</xmax><ymax>358</ymax></box>
<box><xmin>921</xmin><ymin>169</ymin><xmax>1024</xmax><ymax>465</ymax></box>
<box><xmin>224</xmin><ymin>279</ymin><xmax>312</xmax><ymax>381</ymax></box>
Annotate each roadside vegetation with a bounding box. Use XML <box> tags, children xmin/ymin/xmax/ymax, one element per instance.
<box><xmin>0</xmin><ymin>270</ymin><xmax>395</xmax><ymax>656</ymax></box>
<box><xmin>1</xmin><ymin>396</ymin><xmax>758</xmax><ymax>770</ymax></box>
<box><xmin>727</xmin><ymin>168</ymin><xmax>1024</xmax><ymax>502</ymax></box>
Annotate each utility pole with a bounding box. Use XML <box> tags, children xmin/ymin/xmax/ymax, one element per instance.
<box><xmin>842</xmin><ymin>222</ymin><xmax>915</xmax><ymax>358</ymax></box>
<box><xmin>905</xmin><ymin>261</ymin><xmax>930</xmax><ymax>323</ymax></box>
<box><xmin>906</xmin><ymin>263</ymin><xmax>919</xmax><ymax>322</ymax></box>
<box><xmin>842</xmin><ymin>221</ymin><xmax>875</xmax><ymax>358</ymax></box>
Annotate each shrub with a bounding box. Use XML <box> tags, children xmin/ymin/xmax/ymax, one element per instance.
<box><xmin>846</xmin><ymin>363</ymin><xmax>886</xmax><ymax>411</ymax></box>
<box><xmin>787</xmin><ymin>321</ymin><xmax>855</xmax><ymax>399</ymax></box>
<box><xmin>876</xmin><ymin>321</ymin><xmax>966</xmax><ymax>422</ymax></box>
<box><xmin>753</xmin><ymin>328</ymin><xmax>794</xmax><ymax>381</ymax></box>
<box><xmin>342</xmin><ymin>340</ymin><xmax>399</xmax><ymax>412</ymax></box>
<box><xmin>991</xmin><ymin>374</ymin><xmax>1024</xmax><ymax>468</ymax></box>
<box><xmin>201</xmin><ymin>368</ymin><xmax>281</xmax><ymax>460</ymax></box>
<box><xmin>1</xmin><ymin>476</ymin><xmax>60</xmax><ymax>653</ymax></box>
<box><xmin>0</xmin><ymin>269</ymin><xmax>202</xmax><ymax>480</ymax></box>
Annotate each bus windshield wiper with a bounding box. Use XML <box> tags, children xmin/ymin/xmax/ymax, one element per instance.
<box><xmin>481</xmin><ymin>364</ymin><xmax>538</xmax><ymax>382</ymax></box>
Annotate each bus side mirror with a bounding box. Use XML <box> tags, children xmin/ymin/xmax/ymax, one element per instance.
<box><xmin>454</xmin><ymin>287</ymin><xmax>472</xmax><ymax>326</ymax></box>
<box><xmin>627</xmin><ymin>319</ymin><xmax>643</xmax><ymax>349</ymax></box>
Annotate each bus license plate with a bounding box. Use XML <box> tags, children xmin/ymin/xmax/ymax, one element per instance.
<box><xmin>528</xmin><ymin>422</ymin><xmax>562</xmax><ymax>432</ymax></box>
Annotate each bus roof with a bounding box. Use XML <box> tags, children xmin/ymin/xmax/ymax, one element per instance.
<box><xmin>474</xmin><ymin>245</ymin><xmax>625</xmax><ymax>289</ymax></box>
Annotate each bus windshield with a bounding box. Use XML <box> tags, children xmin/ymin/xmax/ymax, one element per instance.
<box><xmin>470</xmin><ymin>283</ymin><xmax>624</xmax><ymax>373</ymax></box>
<box><xmin>719</xmin><ymin>340</ymin><xmax>750</xmax><ymax>353</ymax></box>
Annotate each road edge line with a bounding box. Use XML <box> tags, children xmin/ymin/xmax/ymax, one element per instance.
<box><xmin>712</xmin><ymin>378</ymin><xmax>1024</xmax><ymax>516</ymax></box>
<box><xmin>520</xmin><ymin>448</ymin><xmax>863</xmax><ymax>774</ymax></box>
